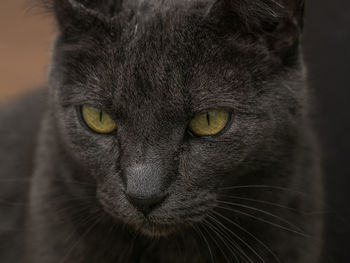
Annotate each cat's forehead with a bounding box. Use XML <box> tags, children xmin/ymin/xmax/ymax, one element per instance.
<box><xmin>56</xmin><ymin>1</ymin><xmax>278</xmax><ymax>114</ymax></box>
<box><xmin>122</xmin><ymin>0</ymin><xmax>209</xmax><ymax>20</ymax></box>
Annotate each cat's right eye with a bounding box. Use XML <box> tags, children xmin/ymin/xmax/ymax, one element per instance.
<box><xmin>81</xmin><ymin>105</ymin><xmax>117</xmax><ymax>134</ymax></box>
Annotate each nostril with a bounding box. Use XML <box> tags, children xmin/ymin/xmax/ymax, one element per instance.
<box><xmin>126</xmin><ymin>193</ymin><xmax>168</xmax><ymax>215</ymax></box>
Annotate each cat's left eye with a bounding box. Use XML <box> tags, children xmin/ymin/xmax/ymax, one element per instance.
<box><xmin>188</xmin><ymin>110</ymin><xmax>230</xmax><ymax>137</ymax></box>
<box><xmin>81</xmin><ymin>105</ymin><xmax>117</xmax><ymax>134</ymax></box>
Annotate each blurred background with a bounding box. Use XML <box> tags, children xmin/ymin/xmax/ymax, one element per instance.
<box><xmin>303</xmin><ymin>1</ymin><xmax>350</xmax><ymax>262</ymax></box>
<box><xmin>0</xmin><ymin>0</ymin><xmax>349</xmax><ymax>262</ymax></box>
<box><xmin>0</xmin><ymin>0</ymin><xmax>54</xmax><ymax>103</ymax></box>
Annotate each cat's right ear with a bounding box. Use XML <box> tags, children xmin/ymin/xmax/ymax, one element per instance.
<box><xmin>41</xmin><ymin>0</ymin><xmax>111</xmax><ymax>34</ymax></box>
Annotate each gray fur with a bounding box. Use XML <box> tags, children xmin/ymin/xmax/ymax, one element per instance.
<box><xmin>0</xmin><ymin>0</ymin><xmax>323</xmax><ymax>262</ymax></box>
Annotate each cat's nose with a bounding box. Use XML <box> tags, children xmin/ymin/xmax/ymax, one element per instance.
<box><xmin>126</xmin><ymin>193</ymin><xmax>168</xmax><ymax>215</ymax></box>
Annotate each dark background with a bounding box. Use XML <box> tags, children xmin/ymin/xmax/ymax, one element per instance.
<box><xmin>0</xmin><ymin>0</ymin><xmax>349</xmax><ymax>261</ymax></box>
<box><xmin>304</xmin><ymin>0</ymin><xmax>350</xmax><ymax>262</ymax></box>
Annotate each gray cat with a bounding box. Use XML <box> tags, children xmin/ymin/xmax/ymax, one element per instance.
<box><xmin>0</xmin><ymin>0</ymin><xmax>324</xmax><ymax>262</ymax></box>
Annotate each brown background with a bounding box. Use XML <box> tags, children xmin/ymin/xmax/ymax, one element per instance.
<box><xmin>0</xmin><ymin>0</ymin><xmax>55</xmax><ymax>103</ymax></box>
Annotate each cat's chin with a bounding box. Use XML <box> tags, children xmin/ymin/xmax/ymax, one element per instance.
<box><xmin>134</xmin><ymin>221</ymin><xmax>180</xmax><ymax>238</ymax></box>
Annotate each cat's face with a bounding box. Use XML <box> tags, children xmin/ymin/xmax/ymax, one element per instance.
<box><xmin>48</xmin><ymin>0</ymin><xmax>304</xmax><ymax>236</ymax></box>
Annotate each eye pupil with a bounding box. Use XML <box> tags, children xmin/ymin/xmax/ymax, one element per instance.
<box><xmin>206</xmin><ymin>112</ymin><xmax>210</xmax><ymax>126</ymax></box>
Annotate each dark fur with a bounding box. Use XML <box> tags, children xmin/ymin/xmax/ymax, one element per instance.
<box><xmin>0</xmin><ymin>0</ymin><xmax>323</xmax><ymax>262</ymax></box>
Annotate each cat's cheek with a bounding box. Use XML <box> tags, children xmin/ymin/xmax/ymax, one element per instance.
<box><xmin>179</xmin><ymin>121</ymin><xmax>261</xmax><ymax>186</ymax></box>
<box><xmin>184</xmin><ymin>137</ymin><xmax>242</xmax><ymax>174</ymax></box>
<box><xmin>177</xmin><ymin>146</ymin><xmax>230</xmax><ymax>190</ymax></box>
<box><xmin>53</xmin><ymin>106</ymin><xmax>121</xmax><ymax>178</ymax></box>
<box><xmin>96</xmin><ymin>183</ymin><xmax>134</xmax><ymax>222</ymax></box>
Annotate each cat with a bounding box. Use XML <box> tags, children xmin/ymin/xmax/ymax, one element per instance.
<box><xmin>0</xmin><ymin>0</ymin><xmax>324</xmax><ymax>262</ymax></box>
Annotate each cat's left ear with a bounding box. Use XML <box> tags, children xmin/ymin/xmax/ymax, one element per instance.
<box><xmin>208</xmin><ymin>0</ymin><xmax>305</xmax><ymax>29</ymax></box>
<box><xmin>264</xmin><ymin>0</ymin><xmax>306</xmax><ymax>61</ymax></box>
<box><xmin>282</xmin><ymin>0</ymin><xmax>305</xmax><ymax>29</ymax></box>
<box><xmin>208</xmin><ymin>0</ymin><xmax>306</xmax><ymax>61</ymax></box>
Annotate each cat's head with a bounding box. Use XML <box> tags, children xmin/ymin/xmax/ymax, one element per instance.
<box><xmin>46</xmin><ymin>0</ymin><xmax>306</xmax><ymax>237</ymax></box>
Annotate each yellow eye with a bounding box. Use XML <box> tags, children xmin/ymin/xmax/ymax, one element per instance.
<box><xmin>188</xmin><ymin>110</ymin><xmax>230</xmax><ymax>137</ymax></box>
<box><xmin>81</xmin><ymin>105</ymin><xmax>117</xmax><ymax>134</ymax></box>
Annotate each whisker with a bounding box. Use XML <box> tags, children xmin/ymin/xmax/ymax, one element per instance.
<box><xmin>212</xmin><ymin>210</ymin><xmax>282</xmax><ymax>263</ymax></box>
<box><xmin>179</xmin><ymin>229</ymin><xmax>188</xmax><ymax>263</ymax></box>
<box><xmin>217</xmin><ymin>200</ymin><xmax>304</xmax><ymax>232</ymax></box>
<box><xmin>192</xmin><ymin>224</ymin><xmax>215</xmax><ymax>263</ymax></box>
<box><xmin>201</xmin><ymin>219</ymin><xmax>232</xmax><ymax>263</ymax></box>
<box><xmin>208</xmin><ymin>214</ymin><xmax>264</xmax><ymax>263</ymax></box>
<box><xmin>219</xmin><ymin>194</ymin><xmax>300</xmax><ymax>212</ymax></box>
<box><xmin>0</xmin><ymin>178</ymin><xmax>96</xmax><ymax>187</ymax></box>
<box><xmin>0</xmin><ymin>203</ymin><xmax>99</xmax><ymax>232</ymax></box>
<box><xmin>59</xmin><ymin>212</ymin><xmax>103</xmax><ymax>263</ymax></box>
<box><xmin>216</xmin><ymin>205</ymin><xmax>312</xmax><ymax>238</ymax></box>
<box><xmin>204</xmin><ymin>218</ymin><xmax>241</xmax><ymax>263</ymax></box>
<box><xmin>221</xmin><ymin>185</ymin><xmax>324</xmax><ymax>203</ymax></box>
